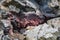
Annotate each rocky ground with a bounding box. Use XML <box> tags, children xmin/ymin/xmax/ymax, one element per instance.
<box><xmin>0</xmin><ymin>0</ymin><xmax>60</xmax><ymax>40</ymax></box>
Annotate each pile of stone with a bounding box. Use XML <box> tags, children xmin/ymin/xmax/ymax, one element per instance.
<box><xmin>0</xmin><ymin>0</ymin><xmax>60</xmax><ymax>40</ymax></box>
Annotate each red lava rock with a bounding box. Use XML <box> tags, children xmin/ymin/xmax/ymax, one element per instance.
<box><xmin>8</xmin><ymin>11</ymin><xmax>44</xmax><ymax>28</ymax></box>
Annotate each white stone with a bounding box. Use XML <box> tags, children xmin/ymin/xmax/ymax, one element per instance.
<box><xmin>1</xmin><ymin>20</ymin><xmax>12</xmax><ymax>27</ymax></box>
<box><xmin>0</xmin><ymin>30</ymin><xmax>3</xmax><ymax>40</ymax></box>
<box><xmin>9</xmin><ymin>5</ymin><xmax>20</xmax><ymax>13</ymax></box>
<box><xmin>47</xmin><ymin>17</ymin><xmax>60</xmax><ymax>29</ymax></box>
<box><xmin>24</xmin><ymin>23</ymin><xmax>58</xmax><ymax>40</ymax></box>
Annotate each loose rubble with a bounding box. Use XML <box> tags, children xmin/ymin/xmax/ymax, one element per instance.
<box><xmin>0</xmin><ymin>0</ymin><xmax>60</xmax><ymax>40</ymax></box>
<box><xmin>24</xmin><ymin>23</ymin><xmax>58</xmax><ymax>40</ymax></box>
<box><xmin>47</xmin><ymin>17</ymin><xmax>60</xmax><ymax>29</ymax></box>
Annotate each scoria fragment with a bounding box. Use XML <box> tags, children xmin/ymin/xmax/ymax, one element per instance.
<box><xmin>9</xmin><ymin>11</ymin><xmax>45</xmax><ymax>28</ymax></box>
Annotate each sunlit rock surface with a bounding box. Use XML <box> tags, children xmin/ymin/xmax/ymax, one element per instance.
<box><xmin>47</xmin><ymin>17</ymin><xmax>60</xmax><ymax>40</ymax></box>
<box><xmin>24</xmin><ymin>23</ymin><xmax>58</xmax><ymax>40</ymax></box>
<box><xmin>9</xmin><ymin>5</ymin><xmax>20</xmax><ymax>13</ymax></box>
<box><xmin>47</xmin><ymin>17</ymin><xmax>60</xmax><ymax>29</ymax></box>
<box><xmin>0</xmin><ymin>30</ymin><xmax>4</xmax><ymax>40</ymax></box>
